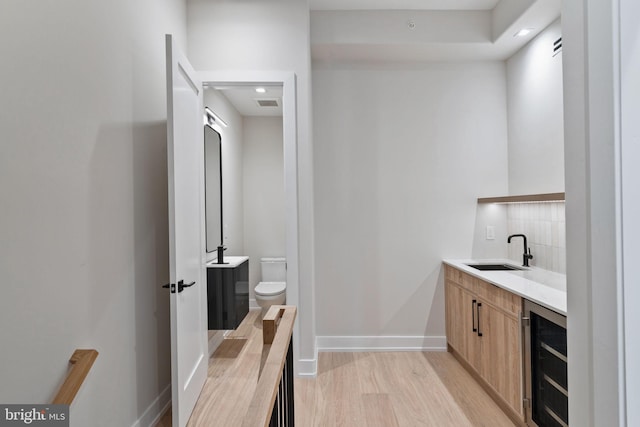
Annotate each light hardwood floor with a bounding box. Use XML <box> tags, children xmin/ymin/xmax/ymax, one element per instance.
<box><xmin>157</xmin><ymin>308</ymin><xmax>515</xmax><ymax>426</ymax></box>
<box><xmin>156</xmin><ymin>407</ymin><xmax>171</xmax><ymax>427</ymax></box>
<box><xmin>159</xmin><ymin>351</ymin><xmax>515</xmax><ymax>426</ymax></box>
<box><xmin>295</xmin><ymin>351</ymin><xmax>516</xmax><ymax>427</ymax></box>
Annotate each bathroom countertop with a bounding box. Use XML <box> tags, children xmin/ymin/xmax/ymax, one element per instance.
<box><xmin>206</xmin><ymin>255</ymin><xmax>249</xmax><ymax>268</ymax></box>
<box><xmin>443</xmin><ymin>259</ymin><xmax>567</xmax><ymax>316</ymax></box>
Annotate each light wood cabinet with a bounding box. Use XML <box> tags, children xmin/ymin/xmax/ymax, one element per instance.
<box><xmin>444</xmin><ymin>265</ymin><xmax>524</xmax><ymax>424</ymax></box>
<box><xmin>445</xmin><ymin>281</ymin><xmax>474</xmax><ymax>363</ymax></box>
<box><xmin>478</xmin><ymin>301</ymin><xmax>522</xmax><ymax>414</ymax></box>
<box><xmin>445</xmin><ymin>282</ymin><xmax>482</xmax><ymax>370</ymax></box>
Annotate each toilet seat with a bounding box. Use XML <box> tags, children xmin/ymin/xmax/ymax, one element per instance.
<box><xmin>255</xmin><ymin>281</ymin><xmax>286</xmax><ymax>296</ymax></box>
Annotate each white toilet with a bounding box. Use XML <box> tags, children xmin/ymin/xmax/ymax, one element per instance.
<box><xmin>254</xmin><ymin>257</ymin><xmax>287</xmax><ymax>315</ymax></box>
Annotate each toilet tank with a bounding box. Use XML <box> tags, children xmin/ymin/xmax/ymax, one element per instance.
<box><xmin>260</xmin><ymin>257</ymin><xmax>287</xmax><ymax>282</ymax></box>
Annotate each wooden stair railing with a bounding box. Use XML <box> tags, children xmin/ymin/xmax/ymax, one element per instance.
<box><xmin>242</xmin><ymin>305</ymin><xmax>297</xmax><ymax>427</ymax></box>
<box><xmin>52</xmin><ymin>349</ymin><xmax>98</xmax><ymax>405</ymax></box>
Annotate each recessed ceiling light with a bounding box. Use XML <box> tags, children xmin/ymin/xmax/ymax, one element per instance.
<box><xmin>255</xmin><ymin>87</ymin><xmax>267</xmax><ymax>94</ymax></box>
<box><xmin>515</xmin><ymin>28</ymin><xmax>533</xmax><ymax>37</ymax></box>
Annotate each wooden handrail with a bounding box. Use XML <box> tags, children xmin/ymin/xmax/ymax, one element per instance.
<box><xmin>242</xmin><ymin>305</ymin><xmax>296</xmax><ymax>427</ymax></box>
<box><xmin>52</xmin><ymin>349</ymin><xmax>98</xmax><ymax>405</ymax></box>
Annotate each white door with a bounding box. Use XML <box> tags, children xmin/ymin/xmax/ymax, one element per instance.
<box><xmin>165</xmin><ymin>34</ymin><xmax>208</xmax><ymax>427</ymax></box>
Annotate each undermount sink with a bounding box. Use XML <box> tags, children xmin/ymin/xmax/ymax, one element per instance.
<box><xmin>466</xmin><ymin>263</ymin><xmax>525</xmax><ymax>271</ymax></box>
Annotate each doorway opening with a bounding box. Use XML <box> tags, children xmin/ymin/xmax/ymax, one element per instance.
<box><xmin>199</xmin><ymin>72</ymin><xmax>300</xmax><ymax>374</ymax></box>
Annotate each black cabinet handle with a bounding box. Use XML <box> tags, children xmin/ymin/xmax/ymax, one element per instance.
<box><xmin>477</xmin><ymin>302</ymin><xmax>483</xmax><ymax>337</ymax></box>
<box><xmin>472</xmin><ymin>299</ymin><xmax>477</xmax><ymax>332</ymax></box>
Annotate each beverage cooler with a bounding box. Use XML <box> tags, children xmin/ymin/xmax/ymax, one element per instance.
<box><xmin>523</xmin><ymin>300</ymin><xmax>568</xmax><ymax>427</ymax></box>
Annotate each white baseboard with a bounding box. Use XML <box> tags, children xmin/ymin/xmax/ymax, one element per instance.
<box><xmin>316</xmin><ymin>335</ymin><xmax>447</xmax><ymax>352</ymax></box>
<box><xmin>297</xmin><ymin>358</ymin><xmax>317</xmax><ymax>377</ymax></box>
<box><xmin>249</xmin><ymin>298</ymin><xmax>259</xmax><ymax>309</ymax></box>
<box><xmin>131</xmin><ymin>384</ymin><xmax>171</xmax><ymax>427</ymax></box>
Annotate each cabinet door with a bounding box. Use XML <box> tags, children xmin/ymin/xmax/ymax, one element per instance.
<box><xmin>232</xmin><ymin>260</ymin><xmax>249</xmax><ymax>328</ymax></box>
<box><xmin>477</xmin><ymin>301</ymin><xmax>523</xmax><ymax>418</ymax></box>
<box><xmin>445</xmin><ymin>281</ymin><xmax>477</xmax><ymax>364</ymax></box>
<box><xmin>445</xmin><ymin>281</ymin><xmax>464</xmax><ymax>355</ymax></box>
<box><xmin>207</xmin><ymin>268</ymin><xmax>224</xmax><ymax>330</ymax></box>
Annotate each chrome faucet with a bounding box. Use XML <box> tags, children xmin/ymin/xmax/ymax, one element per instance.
<box><xmin>508</xmin><ymin>234</ymin><xmax>533</xmax><ymax>267</ymax></box>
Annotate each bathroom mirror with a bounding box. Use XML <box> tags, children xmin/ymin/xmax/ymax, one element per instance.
<box><xmin>204</xmin><ymin>124</ymin><xmax>222</xmax><ymax>252</ymax></box>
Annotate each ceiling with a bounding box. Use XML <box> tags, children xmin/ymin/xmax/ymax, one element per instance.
<box><xmin>204</xmin><ymin>0</ymin><xmax>561</xmax><ymax>114</ymax></box>
<box><xmin>310</xmin><ymin>0</ymin><xmax>501</xmax><ymax>11</ymax></box>
<box><xmin>206</xmin><ymin>85</ymin><xmax>283</xmax><ymax>118</ymax></box>
<box><xmin>310</xmin><ymin>0</ymin><xmax>562</xmax><ymax>63</ymax></box>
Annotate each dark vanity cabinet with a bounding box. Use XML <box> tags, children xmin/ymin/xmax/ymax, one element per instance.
<box><xmin>207</xmin><ymin>259</ymin><xmax>249</xmax><ymax>330</ymax></box>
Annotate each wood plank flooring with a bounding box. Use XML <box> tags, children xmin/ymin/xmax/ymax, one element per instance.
<box><xmin>157</xmin><ymin>310</ymin><xmax>515</xmax><ymax>426</ymax></box>
<box><xmin>187</xmin><ymin>310</ymin><xmax>265</xmax><ymax>426</ymax></box>
<box><xmin>296</xmin><ymin>351</ymin><xmax>516</xmax><ymax>427</ymax></box>
<box><xmin>156</xmin><ymin>408</ymin><xmax>171</xmax><ymax>427</ymax></box>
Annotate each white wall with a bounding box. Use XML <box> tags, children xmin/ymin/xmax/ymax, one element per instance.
<box><xmin>507</xmin><ymin>19</ymin><xmax>565</xmax><ymax>194</ymax></box>
<box><xmin>313</xmin><ymin>62</ymin><xmax>509</xmax><ymax>347</ymax></box>
<box><xmin>187</xmin><ymin>0</ymin><xmax>316</xmax><ymax>375</ymax></box>
<box><xmin>471</xmin><ymin>204</ymin><xmax>509</xmax><ymax>260</ymax></box>
<box><xmin>242</xmin><ymin>117</ymin><xmax>286</xmax><ymax>301</ymax></box>
<box><xmin>0</xmin><ymin>1</ymin><xmax>186</xmax><ymax>426</ymax></box>
<box><xmin>203</xmin><ymin>89</ymin><xmax>245</xmax><ymax>259</ymax></box>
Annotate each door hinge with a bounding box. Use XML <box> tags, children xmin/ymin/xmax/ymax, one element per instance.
<box><xmin>523</xmin><ymin>398</ymin><xmax>531</xmax><ymax>409</ymax></box>
<box><xmin>521</xmin><ymin>315</ymin><xmax>530</xmax><ymax>328</ymax></box>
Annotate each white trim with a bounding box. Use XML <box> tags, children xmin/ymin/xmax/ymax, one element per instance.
<box><xmin>563</xmin><ymin>1</ymin><xmax>626</xmax><ymax>424</ymax></box>
<box><xmin>619</xmin><ymin>0</ymin><xmax>640</xmax><ymax>423</ymax></box>
<box><xmin>613</xmin><ymin>0</ymin><xmax>626</xmax><ymax>424</ymax></box>
<box><xmin>249</xmin><ymin>298</ymin><xmax>259</xmax><ymax>309</ymax></box>
<box><xmin>131</xmin><ymin>384</ymin><xmax>171</xmax><ymax>427</ymax></box>
<box><xmin>297</xmin><ymin>359</ymin><xmax>318</xmax><ymax>377</ymax></box>
<box><xmin>316</xmin><ymin>336</ymin><xmax>447</xmax><ymax>352</ymax></box>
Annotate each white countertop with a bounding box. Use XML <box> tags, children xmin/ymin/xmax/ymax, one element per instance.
<box><xmin>206</xmin><ymin>255</ymin><xmax>249</xmax><ymax>268</ymax></box>
<box><xmin>443</xmin><ymin>258</ymin><xmax>567</xmax><ymax>316</ymax></box>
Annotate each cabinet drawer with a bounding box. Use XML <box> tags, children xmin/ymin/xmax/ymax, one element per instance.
<box><xmin>445</xmin><ymin>265</ymin><xmax>476</xmax><ymax>293</ymax></box>
<box><xmin>475</xmin><ymin>278</ymin><xmax>522</xmax><ymax>318</ymax></box>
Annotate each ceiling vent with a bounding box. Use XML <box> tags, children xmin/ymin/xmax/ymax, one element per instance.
<box><xmin>553</xmin><ymin>37</ymin><xmax>562</xmax><ymax>57</ymax></box>
<box><xmin>256</xmin><ymin>99</ymin><xmax>279</xmax><ymax>107</ymax></box>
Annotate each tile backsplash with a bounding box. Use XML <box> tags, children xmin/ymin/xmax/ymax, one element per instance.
<box><xmin>507</xmin><ymin>202</ymin><xmax>566</xmax><ymax>274</ymax></box>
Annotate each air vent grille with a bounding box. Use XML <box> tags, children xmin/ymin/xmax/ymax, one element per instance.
<box><xmin>256</xmin><ymin>99</ymin><xmax>279</xmax><ymax>107</ymax></box>
<box><xmin>553</xmin><ymin>37</ymin><xmax>562</xmax><ymax>57</ymax></box>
